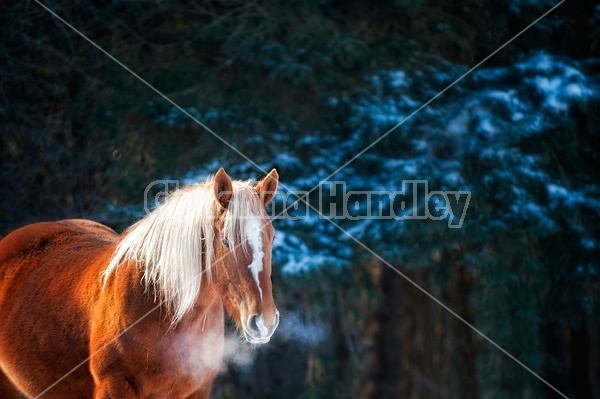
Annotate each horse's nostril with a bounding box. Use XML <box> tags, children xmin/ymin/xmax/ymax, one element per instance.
<box><xmin>248</xmin><ymin>314</ymin><xmax>259</xmax><ymax>334</ymax></box>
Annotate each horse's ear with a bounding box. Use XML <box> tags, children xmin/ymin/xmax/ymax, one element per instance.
<box><xmin>255</xmin><ymin>169</ymin><xmax>279</xmax><ymax>206</ymax></box>
<box><xmin>214</xmin><ymin>168</ymin><xmax>233</xmax><ymax>209</ymax></box>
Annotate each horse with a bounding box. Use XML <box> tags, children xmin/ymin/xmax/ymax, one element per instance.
<box><xmin>0</xmin><ymin>168</ymin><xmax>280</xmax><ymax>399</ymax></box>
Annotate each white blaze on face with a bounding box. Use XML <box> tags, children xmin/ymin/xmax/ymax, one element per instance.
<box><xmin>245</xmin><ymin>216</ymin><xmax>264</xmax><ymax>301</ymax></box>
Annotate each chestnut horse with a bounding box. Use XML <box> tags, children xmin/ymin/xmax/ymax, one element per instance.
<box><xmin>0</xmin><ymin>168</ymin><xmax>279</xmax><ymax>399</ymax></box>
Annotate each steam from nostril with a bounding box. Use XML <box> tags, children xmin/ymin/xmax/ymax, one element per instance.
<box><xmin>221</xmin><ymin>311</ymin><xmax>327</xmax><ymax>369</ymax></box>
<box><xmin>276</xmin><ymin>312</ymin><xmax>326</xmax><ymax>347</ymax></box>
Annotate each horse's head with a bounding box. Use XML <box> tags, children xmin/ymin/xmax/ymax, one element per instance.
<box><xmin>212</xmin><ymin>168</ymin><xmax>279</xmax><ymax>344</ymax></box>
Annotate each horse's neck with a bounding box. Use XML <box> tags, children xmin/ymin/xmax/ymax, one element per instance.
<box><xmin>182</xmin><ymin>278</ymin><xmax>222</xmax><ymax>320</ymax></box>
<box><xmin>176</xmin><ymin>290</ymin><xmax>224</xmax><ymax>332</ymax></box>
<box><xmin>101</xmin><ymin>260</ymin><xmax>215</xmax><ymax>328</ymax></box>
<box><xmin>160</xmin><ymin>279</ymin><xmax>224</xmax><ymax>345</ymax></box>
<box><xmin>141</xmin><ymin>264</ymin><xmax>223</xmax><ymax>328</ymax></box>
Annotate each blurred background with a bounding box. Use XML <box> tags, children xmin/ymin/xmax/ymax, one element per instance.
<box><xmin>1</xmin><ymin>1</ymin><xmax>599</xmax><ymax>398</ymax></box>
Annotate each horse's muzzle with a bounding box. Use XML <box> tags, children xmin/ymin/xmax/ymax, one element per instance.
<box><xmin>243</xmin><ymin>311</ymin><xmax>279</xmax><ymax>344</ymax></box>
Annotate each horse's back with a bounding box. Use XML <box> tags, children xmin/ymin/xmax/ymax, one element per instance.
<box><xmin>0</xmin><ymin>219</ymin><xmax>118</xmax><ymax>398</ymax></box>
<box><xmin>0</xmin><ymin>219</ymin><xmax>117</xmax><ymax>294</ymax></box>
<box><xmin>0</xmin><ymin>218</ymin><xmax>116</xmax><ymax>266</ymax></box>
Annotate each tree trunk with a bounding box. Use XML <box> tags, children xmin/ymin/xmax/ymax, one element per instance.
<box><xmin>370</xmin><ymin>260</ymin><xmax>478</xmax><ymax>399</ymax></box>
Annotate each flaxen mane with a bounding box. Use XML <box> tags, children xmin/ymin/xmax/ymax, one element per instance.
<box><xmin>102</xmin><ymin>177</ymin><xmax>266</xmax><ymax>323</ymax></box>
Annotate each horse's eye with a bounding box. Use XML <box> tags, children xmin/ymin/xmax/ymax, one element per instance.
<box><xmin>222</xmin><ymin>238</ymin><xmax>229</xmax><ymax>248</ymax></box>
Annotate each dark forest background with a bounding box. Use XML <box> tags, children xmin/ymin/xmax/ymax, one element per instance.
<box><xmin>1</xmin><ymin>1</ymin><xmax>599</xmax><ymax>398</ymax></box>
